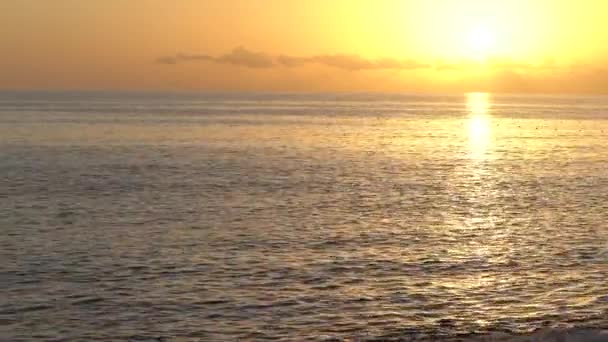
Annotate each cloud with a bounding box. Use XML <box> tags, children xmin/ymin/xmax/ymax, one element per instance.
<box><xmin>375</xmin><ymin>58</ymin><xmax>430</xmax><ymax>70</ymax></box>
<box><xmin>301</xmin><ymin>54</ymin><xmax>428</xmax><ymax>70</ymax></box>
<box><xmin>156</xmin><ymin>56</ymin><xmax>178</xmax><ymax>65</ymax></box>
<box><xmin>310</xmin><ymin>55</ymin><xmax>375</xmax><ymax>70</ymax></box>
<box><xmin>156</xmin><ymin>53</ymin><xmax>218</xmax><ymax>65</ymax></box>
<box><xmin>487</xmin><ymin>57</ymin><xmax>558</xmax><ymax>70</ymax></box>
<box><xmin>158</xmin><ymin>48</ymin><xmax>601</xmax><ymax>93</ymax></box>
<box><xmin>176</xmin><ymin>53</ymin><xmax>215</xmax><ymax>62</ymax></box>
<box><xmin>157</xmin><ymin>47</ymin><xmax>274</xmax><ymax>68</ymax></box>
<box><xmin>433</xmin><ymin>57</ymin><xmax>560</xmax><ymax>72</ymax></box>
<box><xmin>276</xmin><ymin>55</ymin><xmax>309</xmax><ymax>67</ymax></box>
<box><xmin>434</xmin><ymin>60</ymin><xmax>476</xmax><ymax>71</ymax></box>
<box><xmin>153</xmin><ymin>48</ymin><xmax>608</xmax><ymax>93</ymax></box>
<box><xmin>215</xmin><ymin>47</ymin><xmax>274</xmax><ymax>68</ymax></box>
<box><xmin>454</xmin><ymin>66</ymin><xmax>608</xmax><ymax>94</ymax></box>
<box><xmin>158</xmin><ymin>47</ymin><xmax>428</xmax><ymax>71</ymax></box>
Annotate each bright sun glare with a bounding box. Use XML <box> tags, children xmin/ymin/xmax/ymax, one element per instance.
<box><xmin>467</xmin><ymin>26</ymin><xmax>496</xmax><ymax>59</ymax></box>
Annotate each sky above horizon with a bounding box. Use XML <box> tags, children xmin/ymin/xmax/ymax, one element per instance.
<box><xmin>1</xmin><ymin>0</ymin><xmax>607</xmax><ymax>94</ymax></box>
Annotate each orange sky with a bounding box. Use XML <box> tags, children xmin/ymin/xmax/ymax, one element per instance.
<box><xmin>1</xmin><ymin>0</ymin><xmax>607</xmax><ymax>93</ymax></box>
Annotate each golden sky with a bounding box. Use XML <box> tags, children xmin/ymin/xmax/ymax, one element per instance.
<box><xmin>1</xmin><ymin>0</ymin><xmax>607</xmax><ymax>93</ymax></box>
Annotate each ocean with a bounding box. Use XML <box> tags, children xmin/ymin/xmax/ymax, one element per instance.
<box><xmin>1</xmin><ymin>91</ymin><xmax>607</xmax><ymax>341</ymax></box>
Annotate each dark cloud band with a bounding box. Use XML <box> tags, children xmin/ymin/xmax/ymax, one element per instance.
<box><xmin>158</xmin><ymin>47</ymin><xmax>429</xmax><ymax>71</ymax></box>
<box><xmin>157</xmin><ymin>48</ymin><xmax>272</xmax><ymax>68</ymax></box>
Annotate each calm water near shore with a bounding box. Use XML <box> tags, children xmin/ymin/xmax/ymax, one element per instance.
<box><xmin>1</xmin><ymin>91</ymin><xmax>608</xmax><ymax>340</ymax></box>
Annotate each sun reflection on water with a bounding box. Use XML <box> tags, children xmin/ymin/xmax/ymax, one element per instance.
<box><xmin>466</xmin><ymin>93</ymin><xmax>492</xmax><ymax>158</ymax></box>
<box><xmin>441</xmin><ymin>93</ymin><xmax>504</xmax><ymax>293</ymax></box>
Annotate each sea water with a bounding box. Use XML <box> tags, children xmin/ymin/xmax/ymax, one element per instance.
<box><xmin>1</xmin><ymin>91</ymin><xmax>607</xmax><ymax>340</ymax></box>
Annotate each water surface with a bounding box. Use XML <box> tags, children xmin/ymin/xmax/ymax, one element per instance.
<box><xmin>1</xmin><ymin>92</ymin><xmax>608</xmax><ymax>340</ymax></box>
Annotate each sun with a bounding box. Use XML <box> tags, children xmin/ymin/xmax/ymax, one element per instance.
<box><xmin>466</xmin><ymin>26</ymin><xmax>496</xmax><ymax>59</ymax></box>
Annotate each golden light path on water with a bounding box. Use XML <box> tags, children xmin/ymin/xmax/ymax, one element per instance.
<box><xmin>467</xmin><ymin>92</ymin><xmax>492</xmax><ymax>159</ymax></box>
<box><xmin>442</xmin><ymin>93</ymin><xmax>505</xmax><ymax>320</ymax></box>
